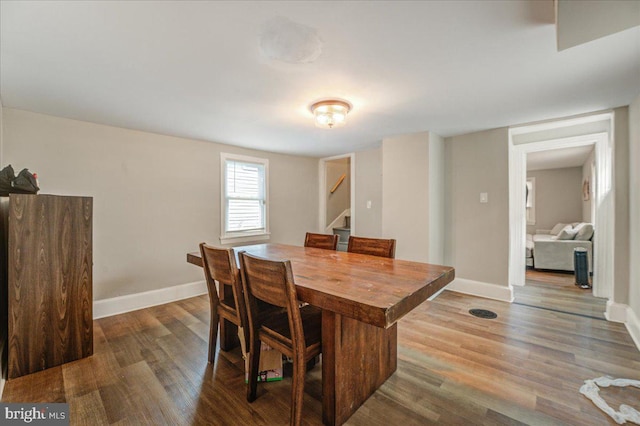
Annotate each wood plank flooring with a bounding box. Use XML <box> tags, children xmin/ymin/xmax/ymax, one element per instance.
<box><xmin>515</xmin><ymin>269</ymin><xmax>606</xmax><ymax>319</ymax></box>
<box><xmin>3</xmin><ymin>288</ymin><xmax>639</xmax><ymax>425</ymax></box>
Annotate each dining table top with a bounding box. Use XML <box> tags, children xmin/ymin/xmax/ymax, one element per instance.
<box><xmin>187</xmin><ymin>243</ymin><xmax>455</xmax><ymax>329</ymax></box>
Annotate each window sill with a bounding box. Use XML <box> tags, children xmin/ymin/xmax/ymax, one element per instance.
<box><xmin>219</xmin><ymin>232</ymin><xmax>270</xmax><ymax>245</ymax></box>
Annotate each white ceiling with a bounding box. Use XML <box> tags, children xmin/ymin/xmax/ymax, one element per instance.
<box><xmin>527</xmin><ymin>145</ymin><xmax>594</xmax><ymax>171</ymax></box>
<box><xmin>1</xmin><ymin>1</ymin><xmax>639</xmax><ymax>157</ymax></box>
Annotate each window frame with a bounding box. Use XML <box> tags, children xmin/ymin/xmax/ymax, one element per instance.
<box><xmin>220</xmin><ymin>152</ymin><xmax>270</xmax><ymax>245</ymax></box>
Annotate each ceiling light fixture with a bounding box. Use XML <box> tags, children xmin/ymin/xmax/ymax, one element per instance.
<box><xmin>310</xmin><ymin>100</ymin><xmax>351</xmax><ymax>129</ymax></box>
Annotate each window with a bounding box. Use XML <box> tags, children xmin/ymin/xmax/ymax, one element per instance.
<box><xmin>220</xmin><ymin>153</ymin><xmax>269</xmax><ymax>244</ymax></box>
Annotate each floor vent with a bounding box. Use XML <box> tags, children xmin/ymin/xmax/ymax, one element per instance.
<box><xmin>469</xmin><ymin>309</ymin><xmax>497</xmax><ymax>319</ymax></box>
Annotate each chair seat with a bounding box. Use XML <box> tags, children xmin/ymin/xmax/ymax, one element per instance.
<box><xmin>260</xmin><ymin>305</ymin><xmax>322</xmax><ymax>360</ymax></box>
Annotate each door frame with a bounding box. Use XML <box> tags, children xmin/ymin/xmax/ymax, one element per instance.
<box><xmin>508</xmin><ymin>114</ymin><xmax>614</xmax><ymax>300</ymax></box>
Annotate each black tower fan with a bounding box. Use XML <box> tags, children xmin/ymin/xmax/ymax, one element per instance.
<box><xmin>574</xmin><ymin>248</ymin><xmax>590</xmax><ymax>288</ymax></box>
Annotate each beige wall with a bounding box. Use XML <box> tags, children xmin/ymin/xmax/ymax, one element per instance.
<box><xmin>382</xmin><ymin>132</ymin><xmax>432</xmax><ymax>262</ymax></box>
<box><xmin>556</xmin><ymin>0</ymin><xmax>640</xmax><ymax>50</ymax></box>
<box><xmin>629</xmin><ymin>95</ymin><xmax>640</xmax><ymax>320</ymax></box>
<box><xmin>613</xmin><ymin>107</ymin><xmax>630</xmax><ymax>305</ymax></box>
<box><xmin>2</xmin><ymin>109</ymin><xmax>319</xmax><ymax>300</ymax></box>
<box><xmin>526</xmin><ymin>167</ymin><xmax>583</xmax><ymax>234</ymax></box>
<box><xmin>382</xmin><ymin>132</ymin><xmax>428</xmax><ymax>262</ymax></box>
<box><xmin>428</xmin><ymin>133</ymin><xmax>445</xmax><ymax>264</ymax></box>
<box><xmin>354</xmin><ymin>148</ymin><xmax>382</xmax><ymax>237</ymax></box>
<box><xmin>325</xmin><ymin>158</ymin><xmax>350</xmax><ymax>226</ymax></box>
<box><xmin>445</xmin><ymin>127</ymin><xmax>509</xmax><ymax>287</ymax></box>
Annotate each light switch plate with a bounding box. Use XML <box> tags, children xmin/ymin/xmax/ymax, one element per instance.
<box><xmin>480</xmin><ymin>192</ymin><xmax>488</xmax><ymax>203</ymax></box>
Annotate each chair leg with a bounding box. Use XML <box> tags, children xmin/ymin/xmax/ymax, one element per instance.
<box><xmin>247</xmin><ymin>337</ymin><xmax>261</xmax><ymax>402</ymax></box>
<box><xmin>290</xmin><ymin>355</ymin><xmax>306</xmax><ymax>426</ymax></box>
<box><xmin>208</xmin><ymin>304</ymin><xmax>219</xmax><ymax>364</ymax></box>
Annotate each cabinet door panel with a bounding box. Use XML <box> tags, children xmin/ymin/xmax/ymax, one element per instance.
<box><xmin>7</xmin><ymin>194</ymin><xmax>92</xmax><ymax>379</ymax></box>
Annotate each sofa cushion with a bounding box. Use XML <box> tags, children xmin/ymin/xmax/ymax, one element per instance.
<box><xmin>574</xmin><ymin>223</ymin><xmax>594</xmax><ymax>241</ymax></box>
<box><xmin>550</xmin><ymin>223</ymin><xmax>567</xmax><ymax>235</ymax></box>
<box><xmin>533</xmin><ymin>233</ymin><xmax>556</xmax><ymax>242</ymax></box>
<box><xmin>557</xmin><ymin>225</ymin><xmax>577</xmax><ymax>240</ymax></box>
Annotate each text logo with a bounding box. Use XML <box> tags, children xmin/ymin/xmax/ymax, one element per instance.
<box><xmin>0</xmin><ymin>404</ymin><xmax>69</xmax><ymax>425</ymax></box>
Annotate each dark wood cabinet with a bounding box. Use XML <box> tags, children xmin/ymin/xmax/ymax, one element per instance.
<box><xmin>0</xmin><ymin>194</ymin><xmax>93</xmax><ymax>379</ymax></box>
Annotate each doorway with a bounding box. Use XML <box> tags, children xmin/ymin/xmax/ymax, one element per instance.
<box><xmin>508</xmin><ymin>113</ymin><xmax>615</xmax><ymax>309</ymax></box>
<box><xmin>319</xmin><ymin>153</ymin><xmax>355</xmax><ymax>247</ymax></box>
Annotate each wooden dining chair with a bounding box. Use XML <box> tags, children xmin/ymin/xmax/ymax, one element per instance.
<box><xmin>239</xmin><ymin>251</ymin><xmax>322</xmax><ymax>426</ymax></box>
<box><xmin>347</xmin><ymin>236</ymin><xmax>396</xmax><ymax>258</ymax></box>
<box><xmin>199</xmin><ymin>243</ymin><xmax>247</xmax><ymax>365</ymax></box>
<box><xmin>304</xmin><ymin>232</ymin><xmax>339</xmax><ymax>250</ymax></box>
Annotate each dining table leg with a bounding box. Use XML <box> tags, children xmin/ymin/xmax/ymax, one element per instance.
<box><xmin>321</xmin><ymin>310</ymin><xmax>398</xmax><ymax>426</ymax></box>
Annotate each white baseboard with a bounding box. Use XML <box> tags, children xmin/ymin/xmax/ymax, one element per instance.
<box><xmin>93</xmin><ymin>280</ymin><xmax>207</xmax><ymax>319</ymax></box>
<box><xmin>446</xmin><ymin>278</ymin><xmax>514</xmax><ymax>303</ymax></box>
<box><xmin>626</xmin><ymin>305</ymin><xmax>640</xmax><ymax>352</ymax></box>
<box><xmin>605</xmin><ymin>300</ymin><xmax>628</xmax><ymax>323</ymax></box>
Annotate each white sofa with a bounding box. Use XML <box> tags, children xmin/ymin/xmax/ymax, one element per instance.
<box><xmin>528</xmin><ymin>222</ymin><xmax>594</xmax><ymax>272</ymax></box>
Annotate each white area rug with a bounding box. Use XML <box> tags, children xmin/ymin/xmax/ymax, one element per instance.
<box><xmin>580</xmin><ymin>376</ymin><xmax>640</xmax><ymax>424</ymax></box>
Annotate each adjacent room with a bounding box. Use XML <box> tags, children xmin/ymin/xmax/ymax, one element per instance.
<box><xmin>518</xmin><ymin>144</ymin><xmax>603</xmax><ymax>317</ymax></box>
<box><xmin>0</xmin><ymin>1</ymin><xmax>639</xmax><ymax>425</ymax></box>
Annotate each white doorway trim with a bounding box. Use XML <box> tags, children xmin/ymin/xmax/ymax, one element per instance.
<box><xmin>319</xmin><ymin>153</ymin><xmax>356</xmax><ymax>235</ymax></box>
<box><xmin>508</xmin><ymin>131</ymin><xmax>614</xmax><ymax>299</ymax></box>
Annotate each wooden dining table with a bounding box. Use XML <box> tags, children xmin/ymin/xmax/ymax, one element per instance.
<box><xmin>187</xmin><ymin>243</ymin><xmax>455</xmax><ymax>426</ymax></box>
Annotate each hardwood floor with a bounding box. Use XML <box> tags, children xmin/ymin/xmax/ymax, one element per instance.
<box><xmin>515</xmin><ymin>269</ymin><xmax>606</xmax><ymax>319</ymax></box>
<box><xmin>3</xmin><ymin>289</ymin><xmax>639</xmax><ymax>425</ymax></box>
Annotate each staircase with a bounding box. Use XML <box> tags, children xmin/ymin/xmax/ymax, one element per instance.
<box><xmin>333</xmin><ymin>216</ymin><xmax>350</xmax><ymax>252</ymax></box>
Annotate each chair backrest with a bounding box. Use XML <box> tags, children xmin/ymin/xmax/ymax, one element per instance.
<box><xmin>239</xmin><ymin>251</ymin><xmax>304</xmax><ymax>344</ymax></box>
<box><xmin>347</xmin><ymin>236</ymin><xmax>396</xmax><ymax>258</ymax></box>
<box><xmin>304</xmin><ymin>232</ymin><xmax>339</xmax><ymax>250</ymax></box>
<box><xmin>199</xmin><ymin>243</ymin><xmax>246</xmax><ymax>321</ymax></box>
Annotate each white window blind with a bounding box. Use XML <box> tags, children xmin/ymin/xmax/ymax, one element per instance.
<box><xmin>224</xmin><ymin>158</ymin><xmax>267</xmax><ymax>234</ymax></box>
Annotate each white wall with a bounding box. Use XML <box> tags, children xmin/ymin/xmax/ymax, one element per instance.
<box><xmin>512</xmin><ymin>116</ymin><xmax>611</xmax><ymax>145</ymax></box>
<box><xmin>445</xmin><ymin>127</ymin><xmax>511</xmax><ymax>299</ymax></box>
<box><xmin>628</xmin><ymin>94</ymin><xmax>640</xmax><ymax>345</ymax></box>
<box><xmin>2</xmin><ymin>109</ymin><xmax>319</xmax><ymax>301</ymax></box>
<box><xmin>582</xmin><ymin>148</ymin><xmax>596</xmax><ymax>223</ymax></box>
<box><xmin>526</xmin><ymin>167</ymin><xmax>583</xmax><ymax>234</ymax></box>
<box><xmin>354</xmin><ymin>148</ymin><xmax>382</xmax><ymax>237</ymax></box>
